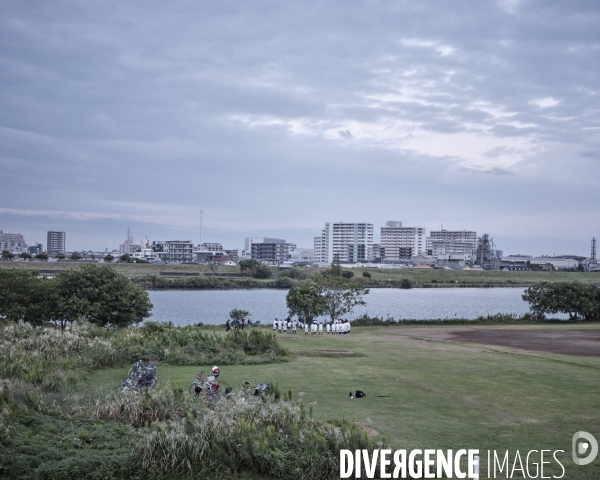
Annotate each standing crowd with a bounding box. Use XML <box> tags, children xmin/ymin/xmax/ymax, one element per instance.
<box><xmin>272</xmin><ymin>317</ymin><xmax>351</xmax><ymax>335</ymax></box>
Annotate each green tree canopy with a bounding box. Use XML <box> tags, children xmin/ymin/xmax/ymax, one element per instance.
<box><xmin>286</xmin><ymin>283</ymin><xmax>327</xmax><ymax>324</ymax></box>
<box><xmin>522</xmin><ymin>282</ymin><xmax>600</xmax><ymax>320</ymax></box>
<box><xmin>2</xmin><ymin>250</ymin><xmax>14</xmax><ymax>261</ymax></box>
<box><xmin>229</xmin><ymin>308</ymin><xmax>250</xmax><ymax>320</ymax></box>
<box><xmin>35</xmin><ymin>252</ymin><xmax>49</xmax><ymax>261</ymax></box>
<box><xmin>253</xmin><ymin>264</ymin><xmax>272</xmax><ymax>279</ymax></box>
<box><xmin>53</xmin><ymin>264</ymin><xmax>152</xmax><ymax>328</ymax></box>
<box><xmin>119</xmin><ymin>253</ymin><xmax>131</xmax><ymax>263</ymax></box>
<box><xmin>70</xmin><ymin>253</ymin><xmax>81</xmax><ymax>260</ymax></box>
<box><xmin>315</xmin><ymin>276</ymin><xmax>369</xmax><ymax>322</ymax></box>
<box><xmin>0</xmin><ymin>270</ymin><xmax>54</xmax><ymax>326</ymax></box>
<box><xmin>239</xmin><ymin>259</ymin><xmax>260</xmax><ymax>275</ymax></box>
<box><xmin>19</xmin><ymin>252</ymin><xmax>32</xmax><ymax>260</ymax></box>
<box><xmin>55</xmin><ymin>253</ymin><xmax>65</xmax><ymax>261</ymax></box>
<box><xmin>103</xmin><ymin>254</ymin><xmax>114</xmax><ymax>263</ymax></box>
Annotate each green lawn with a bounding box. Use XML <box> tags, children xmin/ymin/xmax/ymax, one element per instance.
<box><xmin>88</xmin><ymin>324</ymin><xmax>600</xmax><ymax>479</ymax></box>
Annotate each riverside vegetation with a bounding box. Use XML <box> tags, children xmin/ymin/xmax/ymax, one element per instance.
<box><xmin>0</xmin><ymin>265</ymin><xmax>380</xmax><ymax>479</ymax></box>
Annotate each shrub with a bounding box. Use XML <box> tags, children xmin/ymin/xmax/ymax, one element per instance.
<box><xmin>400</xmin><ymin>278</ymin><xmax>413</xmax><ymax>289</ymax></box>
<box><xmin>342</xmin><ymin>270</ymin><xmax>354</xmax><ymax>279</ymax></box>
<box><xmin>362</xmin><ymin>271</ymin><xmax>371</xmax><ymax>278</ymax></box>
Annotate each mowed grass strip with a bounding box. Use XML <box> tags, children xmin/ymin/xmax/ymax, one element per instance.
<box><xmin>87</xmin><ymin>324</ymin><xmax>600</xmax><ymax>479</ymax></box>
<box><xmin>4</xmin><ymin>261</ymin><xmax>600</xmax><ymax>286</ymax></box>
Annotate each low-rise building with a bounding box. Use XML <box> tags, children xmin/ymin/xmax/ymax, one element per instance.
<box><xmin>152</xmin><ymin>240</ymin><xmax>194</xmax><ymax>263</ymax></box>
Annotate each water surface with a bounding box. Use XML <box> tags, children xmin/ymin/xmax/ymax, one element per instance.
<box><xmin>148</xmin><ymin>288</ymin><xmax>534</xmax><ymax>326</ymax></box>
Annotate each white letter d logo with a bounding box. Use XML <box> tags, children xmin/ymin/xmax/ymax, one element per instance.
<box><xmin>572</xmin><ymin>431</ymin><xmax>598</xmax><ymax>466</ymax></box>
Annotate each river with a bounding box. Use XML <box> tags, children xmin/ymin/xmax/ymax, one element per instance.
<box><xmin>147</xmin><ymin>287</ymin><xmax>535</xmax><ymax>326</ymax></box>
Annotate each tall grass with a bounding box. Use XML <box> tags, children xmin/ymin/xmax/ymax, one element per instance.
<box><xmin>1</xmin><ymin>381</ymin><xmax>381</xmax><ymax>480</ymax></box>
<box><xmin>0</xmin><ymin>321</ymin><xmax>287</xmax><ymax>392</ymax></box>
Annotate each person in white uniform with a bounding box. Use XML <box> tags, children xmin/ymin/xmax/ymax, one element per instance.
<box><xmin>318</xmin><ymin>323</ymin><xmax>323</xmax><ymax>335</ymax></box>
<box><xmin>304</xmin><ymin>322</ymin><xmax>309</xmax><ymax>335</ymax></box>
<box><xmin>326</xmin><ymin>322</ymin><xmax>331</xmax><ymax>334</ymax></box>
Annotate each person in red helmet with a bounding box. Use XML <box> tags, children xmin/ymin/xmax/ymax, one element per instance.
<box><xmin>212</xmin><ymin>366</ymin><xmax>220</xmax><ymax>378</ymax></box>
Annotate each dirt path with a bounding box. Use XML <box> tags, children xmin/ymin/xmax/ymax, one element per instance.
<box><xmin>383</xmin><ymin>326</ymin><xmax>600</xmax><ymax>357</ymax></box>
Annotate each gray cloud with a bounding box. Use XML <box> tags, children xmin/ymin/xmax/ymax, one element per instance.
<box><xmin>0</xmin><ymin>0</ymin><xmax>599</xmax><ymax>255</ymax></box>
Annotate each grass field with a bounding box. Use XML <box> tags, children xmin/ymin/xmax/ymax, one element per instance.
<box><xmin>89</xmin><ymin>323</ymin><xmax>600</xmax><ymax>479</ymax></box>
<box><xmin>3</xmin><ymin>261</ymin><xmax>600</xmax><ymax>287</ymax></box>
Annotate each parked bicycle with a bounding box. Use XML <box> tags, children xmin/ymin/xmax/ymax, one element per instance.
<box><xmin>120</xmin><ymin>359</ymin><xmax>157</xmax><ymax>394</ymax></box>
<box><xmin>189</xmin><ymin>371</ymin><xmax>220</xmax><ymax>401</ymax></box>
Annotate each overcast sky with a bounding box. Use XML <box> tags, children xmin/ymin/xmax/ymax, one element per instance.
<box><xmin>1</xmin><ymin>0</ymin><xmax>599</xmax><ymax>255</ymax></box>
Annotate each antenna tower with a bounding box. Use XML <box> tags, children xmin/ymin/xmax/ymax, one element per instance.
<box><xmin>199</xmin><ymin>210</ymin><xmax>203</xmax><ymax>246</ymax></box>
<box><xmin>126</xmin><ymin>227</ymin><xmax>131</xmax><ymax>254</ymax></box>
<box><xmin>592</xmin><ymin>237</ymin><xmax>597</xmax><ymax>261</ymax></box>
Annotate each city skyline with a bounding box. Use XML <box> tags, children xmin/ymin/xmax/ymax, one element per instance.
<box><xmin>1</xmin><ymin>1</ymin><xmax>599</xmax><ymax>256</ymax></box>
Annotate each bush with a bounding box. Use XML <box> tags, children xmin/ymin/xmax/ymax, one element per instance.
<box><xmin>253</xmin><ymin>264</ymin><xmax>272</xmax><ymax>279</ymax></box>
<box><xmin>342</xmin><ymin>270</ymin><xmax>354</xmax><ymax>279</ymax></box>
<box><xmin>400</xmin><ymin>278</ymin><xmax>413</xmax><ymax>289</ymax></box>
<box><xmin>362</xmin><ymin>271</ymin><xmax>371</xmax><ymax>278</ymax></box>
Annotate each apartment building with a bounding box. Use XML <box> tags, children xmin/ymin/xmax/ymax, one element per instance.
<box><xmin>47</xmin><ymin>231</ymin><xmax>66</xmax><ymax>255</ymax></box>
<box><xmin>314</xmin><ymin>222</ymin><xmax>374</xmax><ymax>264</ymax></box>
<box><xmin>429</xmin><ymin>229</ymin><xmax>477</xmax><ymax>256</ymax></box>
<box><xmin>380</xmin><ymin>221</ymin><xmax>427</xmax><ymax>260</ymax></box>
<box><xmin>152</xmin><ymin>240</ymin><xmax>194</xmax><ymax>262</ymax></box>
<box><xmin>0</xmin><ymin>230</ymin><xmax>28</xmax><ymax>253</ymax></box>
<box><xmin>251</xmin><ymin>238</ymin><xmax>290</xmax><ymax>264</ymax></box>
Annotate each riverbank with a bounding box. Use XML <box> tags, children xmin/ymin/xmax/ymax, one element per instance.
<box><xmin>3</xmin><ymin>262</ymin><xmax>600</xmax><ymax>289</ymax></box>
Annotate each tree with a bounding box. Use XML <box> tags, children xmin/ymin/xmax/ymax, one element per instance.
<box><xmin>229</xmin><ymin>308</ymin><xmax>250</xmax><ymax>321</ymax></box>
<box><xmin>523</xmin><ymin>282</ymin><xmax>600</xmax><ymax>320</ymax></box>
<box><xmin>35</xmin><ymin>252</ymin><xmax>49</xmax><ymax>261</ymax></box>
<box><xmin>239</xmin><ymin>259</ymin><xmax>260</xmax><ymax>275</ymax></box>
<box><xmin>342</xmin><ymin>270</ymin><xmax>354</xmax><ymax>279</ymax></box>
<box><xmin>400</xmin><ymin>278</ymin><xmax>413</xmax><ymax>289</ymax></box>
<box><xmin>286</xmin><ymin>283</ymin><xmax>327</xmax><ymax>324</ymax></box>
<box><xmin>239</xmin><ymin>259</ymin><xmax>272</xmax><ymax>278</ymax></box>
<box><xmin>2</xmin><ymin>250</ymin><xmax>14</xmax><ymax>261</ymax></box>
<box><xmin>19</xmin><ymin>252</ymin><xmax>32</xmax><ymax>261</ymax></box>
<box><xmin>316</xmin><ymin>275</ymin><xmax>369</xmax><ymax>322</ymax></box>
<box><xmin>253</xmin><ymin>264</ymin><xmax>272</xmax><ymax>279</ymax></box>
<box><xmin>104</xmin><ymin>254</ymin><xmax>114</xmax><ymax>263</ymax></box>
<box><xmin>53</xmin><ymin>264</ymin><xmax>152</xmax><ymax>328</ymax></box>
<box><xmin>55</xmin><ymin>253</ymin><xmax>65</xmax><ymax>261</ymax></box>
<box><xmin>362</xmin><ymin>271</ymin><xmax>372</xmax><ymax>278</ymax></box>
<box><xmin>70</xmin><ymin>253</ymin><xmax>81</xmax><ymax>261</ymax></box>
<box><xmin>0</xmin><ymin>269</ymin><xmax>54</xmax><ymax>326</ymax></box>
<box><xmin>119</xmin><ymin>253</ymin><xmax>131</xmax><ymax>263</ymax></box>
<box><xmin>328</xmin><ymin>254</ymin><xmax>342</xmax><ymax>277</ymax></box>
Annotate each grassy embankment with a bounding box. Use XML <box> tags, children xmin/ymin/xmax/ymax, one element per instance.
<box><xmin>87</xmin><ymin>322</ymin><xmax>600</xmax><ymax>479</ymax></box>
<box><xmin>3</xmin><ymin>261</ymin><xmax>600</xmax><ymax>288</ymax></box>
<box><xmin>0</xmin><ymin>322</ymin><xmax>376</xmax><ymax>480</ymax></box>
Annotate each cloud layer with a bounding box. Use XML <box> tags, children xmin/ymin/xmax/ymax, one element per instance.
<box><xmin>0</xmin><ymin>0</ymin><xmax>599</xmax><ymax>255</ymax></box>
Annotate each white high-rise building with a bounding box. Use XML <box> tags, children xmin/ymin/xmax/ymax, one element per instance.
<box><xmin>314</xmin><ymin>222</ymin><xmax>374</xmax><ymax>264</ymax></box>
<box><xmin>0</xmin><ymin>230</ymin><xmax>28</xmax><ymax>253</ymax></box>
<box><xmin>380</xmin><ymin>221</ymin><xmax>427</xmax><ymax>259</ymax></box>
<box><xmin>430</xmin><ymin>229</ymin><xmax>477</xmax><ymax>256</ymax></box>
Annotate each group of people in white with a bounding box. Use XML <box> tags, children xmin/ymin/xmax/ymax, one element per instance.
<box><xmin>272</xmin><ymin>317</ymin><xmax>351</xmax><ymax>335</ymax></box>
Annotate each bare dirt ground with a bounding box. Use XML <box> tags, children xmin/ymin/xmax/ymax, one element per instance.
<box><xmin>383</xmin><ymin>327</ymin><xmax>600</xmax><ymax>357</ymax></box>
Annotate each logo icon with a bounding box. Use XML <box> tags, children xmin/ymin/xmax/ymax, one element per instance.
<box><xmin>572</xmin><ymin>432</ymin><xmax>598</xmax><ymax>466</ymax></box>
